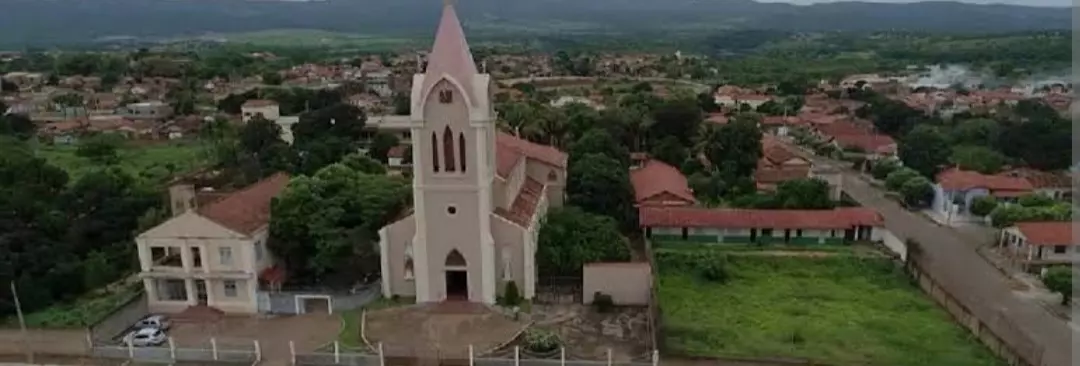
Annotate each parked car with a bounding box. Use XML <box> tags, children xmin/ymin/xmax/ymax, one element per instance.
<box><xmin>133</xmin><ymin>314</ymin><xmax>171</xmax><ymax>331</ymax></box>
<box><xmin>122</xmin><ymin>328</ymin><xmax>167</xmax><ymax>347</ymax></box>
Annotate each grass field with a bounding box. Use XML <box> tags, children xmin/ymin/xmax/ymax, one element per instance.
<box><xmin>13</xmin><ymin>282</ymin><xmax>142</xmax><ymax>328</ymax></box>
<box><xmin>656</xmin><ymin>249</ymin><xmax>1001</xmax><ymax>366</ymax></box>
<box><xmin>35</xmin><ymin>140</ymin><xmax>209</xmax><ymax>183</ymax></box>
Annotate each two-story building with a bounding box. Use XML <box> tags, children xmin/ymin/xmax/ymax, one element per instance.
<box><xmin>135</xmin><ymin>173</ymin><xmax>289</xmax><ymax>314</ymax></box>
<box><xmin>998</xmin><ymin>221</ymin><xmax>1074</xmax><ymax>273</ymax></box>
<box><xmin>241</xmin><ymin>99</ymin><xmax>281</xmax><ymax>123</ymax></box>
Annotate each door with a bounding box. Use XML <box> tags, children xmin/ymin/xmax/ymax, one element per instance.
<box><xmin>195</xmin><ymin>280</ymin><xmax>208</xmax><ymax>305</ymax></box>
<box><xmin>445</xmin><ymin>271</ymin><xmax>468</xmax><ymax>301</ymax></box>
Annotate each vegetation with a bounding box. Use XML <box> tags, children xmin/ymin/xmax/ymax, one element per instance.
<box><xmin>1042</xmin><ymin>266</ymin><xmax>1072</xmax><ymax>305</ymax></box>
<box><xmin>969</xmin><ymin>196</ymin><xmax>999</xmax><ymax>217</ymax></box>
<box><xmin>657</xmin><ymin>249</ymin><xmax>1000</xmax><ymax>365</ymax></box>
<box><xmin>14</xmin><ymin>282</ymin><xmax>142</xmax><ymax>328</ymax></box>
<box><xmin>988</xmin><ymin>195</ymin><xmax>1071</xmax><ymax>228</ymax></box>
<box><xmin>536</xmin><ymin>207</ymin><xmax>630</xmax><ymax>276</ymax></box>
<box><xmin>523</xmin><ymin>328</ymin><xmax>561</xmax><ymax>354</ymax></box>
<box><xmin>38</xmin><ymin>140</ymin><xmax>208</xmax><ymax>183</ymax></box>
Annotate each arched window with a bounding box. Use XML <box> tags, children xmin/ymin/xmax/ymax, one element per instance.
<box><xmin>458</xmin><ymin>133</ymin><xmax>467</xmax><ymax>172</ymax></box>
<box><xmin>431</xmin><ymin>132</ymin><xmax>440</xmax><ymax>172</ymax></box>
<box><xmin>404</xmin><ymin>258</ymin><xmax>415</xmax><ymax>280</ymax></box>
<box><xmin>445</xmin><ymin>249</ymin><xmax>466</xmax><ymax>267</ymax></box>
<box><xmin>443</xmin><ymin>126</ymin><xmax>456</xmax><ymax>172</ymax></box>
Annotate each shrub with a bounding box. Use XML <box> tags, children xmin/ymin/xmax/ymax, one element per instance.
<box><xmin>969</xmin><ymin>196</ymin><xmax>998</xmax><ymax>217</ymax></box>
<box><xmin>870</xmin><ymin>159</ymin><xmax>900</xmax><ymax>180</ymax></box>
<box><xmin>592</xmin><ymin>291</ymin><xmax>615</xmax><ymax>313</ymax></box>
<box><xmin>1043</xmin><ymin>266</ymin><xmax>1073</xmax><ymax>305</ymax></box>
<box><xmin>900</xmin><ymin>177</ymin><xmax>934</xmax><ymax>208</ymax></box>
<box><xmin>502</xmin><ymin>281</ymin><xmax>522</xmax><ymax>307</ymax></box>
<box><xmin>523</xmin><ymin>328</ymin><xmax>561</xmax><ymax>353</ymax></box>
<box><xmin>884</xmin><ymin>168</ymin><xmax>919</xmax><ymax>191</ymax></box>
<box><xmin>700</xmin><ymin>260</ymin><xmax>730</xmax><ymax>283</ymax></box>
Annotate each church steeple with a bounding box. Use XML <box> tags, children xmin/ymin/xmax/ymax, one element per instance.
<box><xmin>420</xmin><ymin>0</ymin><xmax>480</xmax><ymax>106</ymax></box>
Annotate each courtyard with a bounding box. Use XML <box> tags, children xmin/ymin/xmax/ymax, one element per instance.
<box><xmin>168</xmin><ymin>313</ymin><xmax>341</xmax><ymax>363</ymax></box>
<box><xmin>526</xmin><ymin>304</ymin><xmax>651</xmax><ymax>362</ymax></box>
<box><xmin>656</xmin><ymin>247</ymin><xmax>1003</xmax><ymax>365</ymax></box>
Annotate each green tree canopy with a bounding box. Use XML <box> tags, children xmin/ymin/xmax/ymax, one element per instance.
<box><xmin>1042</xmin><ymin>266</ymin><xmax>1072</xmax><ymax>305</ymax></box>
<box><xmin>649</xmin><ymin>97</ymin><xmax>703</xmax><ymax>147</ymax></box>
<box><xmin>950</xmin><ymin>145</ymin><xmax>1006</xmax><ymax>174</ymax></box>
<box><xmin>536</xmin><ymin>206</ymin><xmax>631</xmax><ymax>276</ymax></box>
<box><xmin>899</xmin><ymin>125</ymin><xmax>950</xmax><ymax>178</ymax></box>
<box><xmin>969</xmin><ymin>195</ymin><xmax>998</xmax><ymax>217</ymax></box>
<box><xmin>884</xmin><ymin>168</ymin><xmax>920</xmax><ymax>192</ymax></box>
<box><xmin>702</xmin><ymin>117</ymin><xmax>763</xmax><ymax>178</ymax></box>
<box><xmin>900</xmin><ymin>176</ymin><xmax>934</xmax><ymax>208</ymax></box>
<box><xmin>566</xmin><ymin>153</ymin><xmax>637</xmax><ymax>230</ymax></box>
<box><xmin>569</xmin><ymin>128</ymin><xmax>630</xmax><ymax>168</ymax></box>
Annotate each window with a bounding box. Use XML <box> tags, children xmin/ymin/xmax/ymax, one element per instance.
<box><xmin>681</xmin><ymin>227</ymin><xmax>689</xmax><ymax>240</ymax></box>
<box><xmin>458</xmin><ymin>133</ymin><xmax>467</xmax><ymax>172</ymax></box>
<box><xmin>223</xmin><ymin>280</ymin><xmax>238</xmax><ymax>297</ymax></box>
<box><xmin>830</xmin><ymin>230</ymin><xmax>837</xmax><ymax>237</ymax></box>
<box><xmin>796</xmin><ymin>229</ymin><xmax>803</xmax><ymax>237</ymax></box>
<box><xmin>219</xmin><ymin>247</ymin><xmax>233</xmax><ymax>266</ymax></box>
<box><xmin>439</xmin><ymin>90</ymin><xmax>453</xmax><ymax>104</ymax></box>
<box><xmin>404</xmin><ymin>258</ymin><xmax>415</xmax><ymax>280</ymax></box>
<box><xmin>501</xmin><ymin>248</ymin><xmax>512</xmax><ymax>281</ymax></box>
<box><xmin>447</xmin><ymin>206</ymin><xmax>457</xmax><ymax>215</ymax></box>
<box><xmin>156</xmin><ymin>279</ymin><xmax>188</xmax><ymax>301</ymax></box>
<box><xmin>255</xmin><ymin>241</ymin><xmax>264</xmax><ymax>261</ymax></box>
<box><xmin>1054</xmin><ymin>245</ymin><xmax>1067</xmax><ymax>254</ymax></box>
<box><xmin>443</xmin><ymin>126</ymin><xmax>456</xmax><ymax>172</ymax></box>
<box><xmin>431</xmin><ymin>132</ymin><xmax>440</xmax><ymax>172</ymax></box>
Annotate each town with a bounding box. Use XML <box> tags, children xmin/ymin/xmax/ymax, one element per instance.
<box><xmin>0</xmin><ymin>2</ymin><xmax>1074</xmax><ymax>366</ymax></box>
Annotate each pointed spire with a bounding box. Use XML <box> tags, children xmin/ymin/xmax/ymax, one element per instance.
<box><xmin>420</xmin><ymin>0</ymin><xmax>480</xmax><ymax>105</ymax></box>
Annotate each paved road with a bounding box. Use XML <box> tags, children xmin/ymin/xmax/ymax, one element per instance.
<box><xmin>785</xmin><ymin>143</ymin><xmax>1075</xmax><ymax>366</ymax></box>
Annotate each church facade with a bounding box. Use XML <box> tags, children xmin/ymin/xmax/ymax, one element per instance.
<box><xmin>377</xmin><ymin>2</ymin><xmax>567</xmax><ymax>304</ymax></box>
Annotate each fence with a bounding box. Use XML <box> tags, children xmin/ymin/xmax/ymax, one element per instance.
<box><xmin>534</xmin><ymin>277</ymin><xmax>583</xmax><ymax>304</ymax></box>
<box><xmin>905</xmin><ymin>252</ymin><xmax>1042</xmax><ymax>366</ymax></box>
<box><xmin>90</xmin><ymin>337</ymin><xmax>260</xmax><ymax>364</ymax></box>
<box><xmin>293</xmin><ymin>343</ymin><xmax>658</xmax><ymax>366</ymax></box>
<box><xmin>258</xmin><ymin>283</ymin><xmax>380</xmax><ymax>314</ymax></box>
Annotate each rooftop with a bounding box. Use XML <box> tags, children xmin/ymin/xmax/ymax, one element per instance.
<box><xmin>630</xmin><ymin>159</ymin><xmax>696</xmax><ymax>206</ymax></box>
<box><xmin>1014</xmin><ymin>221</ymin><xmax>1073</xmax><ymax>246</ymax></box>
<box><xmin>639</xmin><ymin>207</ymin><xmax>883</xmax><ymax>230</ymax></box>
<box><xmin>198</xmin><ymin>173</ymin><xmax>290</xmax><ymax>236</ymax></box>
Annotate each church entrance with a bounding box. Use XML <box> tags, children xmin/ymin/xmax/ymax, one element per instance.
<box><xmin>444</xmin><ymin>249</ymin><xmax>468</xmax><ymax>301</ymax></box>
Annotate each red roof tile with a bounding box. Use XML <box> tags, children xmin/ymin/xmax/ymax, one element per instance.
<box><xmin>630</xmin><ymin>160</ymin><xmax>696</xmax><ymax>206</ymax></box>
<box><xmin>242</xmin><ymin>99</ymin><xmax>278</xmax><ymax>108</ymax></box>
<box><xmin>495</xmin><ymin>132</ymin><xmax>567</xmax><ymax>178</ymax></box>
<box><xmin>639</xmin><ymin>207</ymin><xmax>883</xmax><ymax>230</ymax></box>
<box><xmin>999</xmin><ymin>168</ymin><xmax>1071</xmax><ymax>189</ymax></box>
<box><xmin>1015</xmin><ymin>222</ymin><xmax>1073</xmax><ymax>246</ymax></box>
<box><xmin>754</xmin><ymin>168</ymin><xmax>811</xmax><ymax>185</ymax></box>
<box><xmin>494</xmin><ymin>178</ymin><xmax>545</xmax><ymax>227</ymax></box>
<box><xmin>936</xmin><ymin>168</ymin><xmax>1034</xmax><ymax>192</ymax></box>
<box><xmin>198</xmin><ymin>173</ymin><xmax>290</xmax><ymax>235</ymax></box>
<box><xmin>832</xmin><ymin>134</ymin><xmax>896</xmax><ymax>154</ymax></box>
<box><xmin>388</xmin><ymin>145</ymin><xmax>409</xmax><ymax>159</ymax></box>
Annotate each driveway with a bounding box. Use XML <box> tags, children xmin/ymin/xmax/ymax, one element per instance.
<box><xmin>169</xmin><ymin>313</ymin><xmax>340</xmax><ymax>366</ymax></box>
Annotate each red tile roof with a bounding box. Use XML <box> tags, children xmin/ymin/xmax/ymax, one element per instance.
<box><xmin>832</xmin><ymin>134</ymin><xmax>897</xmax><ymax>154</ymax></box>
<box><xmin>639</xmin><ymin>207</ymin><xmax>883</xmax><ymax>230</ymax></box>
<box><xmin>1015</xmin><ymin>222</ymin><xmax>1073</xmax><ymax>246</ymax></box>
<box><xmin>242</xmin><ymin>99</ymin><xmax>278</xmax><ymax>108</ymax></box>
<box><xmin>754</xmin><ymin>168</ymin><xmax>811</xmax><ymax>185</ymax></box>
<box><xmin>495</xmin><ymin>132</ymin><xmax>567</xmax><ymax>178</ymax></box>
<box><xmin>630</xmin><ymin>159</ymin><xmax>696</xmax><ymax>206</ymax></box>
<box><xmin>387</xmin><ymin>145</ymin><xmax>409</xmax><ymax>159</ymax></box>
<box><xmin>494</xmin><ymin>177</ymin><xmax>545</xmax><ymax>227</ymax></box>
<box><xmin>198</xmin><ymin>173</ymin><xmax>290</xmax><ymax>235</ymax></box>
<box><xmin>936</xmin><ymin>168</ymin><xmax>1034</xmax><ymax>193</ymax></box>
<box><xmin>999</xmin><ymin>168</ymin><xmax>1071</xmax><ymax>189</ymax></box>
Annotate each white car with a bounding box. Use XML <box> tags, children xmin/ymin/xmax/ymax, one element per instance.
<box><xmin>122</xmin><ymin>328</ymin><xmax>167</xmax><ymax>347</ymax></box>
<box><xmin>133</xmin><ymin>314</ymin><xmax>171</xmax><ymax>331</ymax></box>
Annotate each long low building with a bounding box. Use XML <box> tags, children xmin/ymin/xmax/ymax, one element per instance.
<box><xmin>639</xmin><ymin>206</ymin><xmax>885</xmax><ymax>245</ymax></box>
<box><xmin>998</xmin><ymin>221</ymin><xmax>1074</xmax><ymax>273</ymax></box>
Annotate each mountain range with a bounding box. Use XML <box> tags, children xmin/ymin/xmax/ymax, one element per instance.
<box><xmin>0</xmin><ymin>0</ymin><xmax>1071</xmax><ymax>47</ymax></box>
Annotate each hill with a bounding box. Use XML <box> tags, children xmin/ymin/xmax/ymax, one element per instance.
<box><xmin>0</xmin><ymin>0</ymin><xmax>1070</xmax><ymax>47</ymax></box>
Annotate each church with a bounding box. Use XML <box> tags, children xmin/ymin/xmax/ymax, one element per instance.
<box><xmin>376</xmin><ymin>1</ymin><xmax>568</xmax><ymax>304</ymax></box>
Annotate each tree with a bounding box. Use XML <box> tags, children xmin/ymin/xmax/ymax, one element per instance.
<box><xmin>262</xmin><ymin>71</ymin><xmax>283</xmax><ymax>85</ymax></box>
<box><xmin>950</xmin><ymin>145</ymin><xmax>1006</xmax><ymax>174</ymax></box>
<box><xmin>368</xmin><ymin>132</ymin><xmax>400</xmax><ymax>164</ymax></box>
<box><xmin>998</xmin><ymin>117</ymin><xmax>1071</xmax><ymax>171</ymax></box>
<box><xmin>342</xmin><ymin>153</ymin><xmax>387</xmax><ymax>175</ymax></box>
<box><xmin>569</xmin><ymin>128</ymin><xmax>630</xmax><ymax>167</ymax></box>
<box><xmin>951</xmin><ymin>118</ymin><xmax>1000</xmax><ymax>147</ymax></box>
<box><xmin>772</xmin><ymin>178</ymin><xmax>835</xmax><ymax>209</ymax></box>
<box><xmin>900</xmin><ymin>176</ymin><xmax>934</xmax><ymax>207</ymax></box>
<box><xmin>702</xmin><ymin>118</ymin><xmax>763</xmax><ymax>179</ymax></box>
<box><xmin>989</xmin><ymin>205</ymin><xmax>1033</xmax><ymax>228</ymax></box>
<box><xmin>870</xmin><ymin>159</ymin><xmax>900</xmax><ymax>180</ymax></box>
<box><xmin>536</xmin><ymin>206</ymin><xmax>630</xmax><ymax>276</ymax></box>
<box><xmin>76</xmin><ymin>134</ymin><xmax>124</xmax><ymax>165</ymax></box>
<box><xmin>0</xmin><ymin>79</ymin><xmax>17</xmax><ymax>92</ymax></box>
<box><xmin>291</xmin><ymin>103</ymin><xmax>368</xmax><ymax>175</ymax></box>
<box><xmin>1018</xmin><ymin>194</ymin><xmax>1056</xmax><ymax>208</ymax></box>
<box><xmin>899</xmin><ymin>125</ymin><xmax>950</xmax><ymax>178</ymax></box>
<box><xmin>650</xmin><ymin>97</ymin><xmax>703</xmax><ymax>146</ymax></box>
<box><xmin>969</xmin><ymin>196</ymin><xmax>998</xmax><ymax>217</ymax></box>
<box><xmin>884</xmin><ymin>168</ymin><xmax>919</xmax><ymax>192</ymax></box>
<box><xmin>231</xmin><ymin>116</ymin><xmax>294</xmax><ymax>184</ymax></box>
<box><xmin>649</xmin><ymin>136</ymin><xmax>688</xmax><ymax>168</ymax></box>
<box><xmin>0</xmin><ymin>113</ymin><xmax>36</xmax><ymax>140</ymax></box>
<box><xmin>269</xmin><ymin>163</ymin><xmax>411</xmax><ymax>283</ymax></box>
<box><xmin>392</xmin><ymin>93</ymin><xmax>410</xmax><ymax>115</ymax></box>
<box><xmin>1042</xmin><ymin>266</ymin><xmax>1072</xmax><ymax>305</ymax></box>
<box><xmin>566</xmin><ymin>153</ymin><xmax>636</xmax><ymax>230</ymax></box>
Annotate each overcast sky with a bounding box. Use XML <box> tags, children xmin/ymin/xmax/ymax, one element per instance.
<box><xmin>757</xmin><ymin>0</ymin><xmax>1068</xmax><ymax>6</ymax></box>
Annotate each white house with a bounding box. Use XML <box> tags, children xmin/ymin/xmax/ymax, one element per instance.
<box><xmin>998</xmin><ymin>221</ymin><xmax>1075</xmax><ymax>273</ymax></box>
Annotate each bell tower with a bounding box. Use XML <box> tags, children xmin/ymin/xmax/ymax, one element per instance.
<box><xmin>407</xmin><ymin>0</ymin><xmax>497</xmax><ymax>304</ymax></box>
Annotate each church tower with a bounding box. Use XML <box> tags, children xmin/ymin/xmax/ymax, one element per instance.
<box><xmin>407</xmin><ymin>0</ymin><xmax>498</xmax><ymax>303</ymax></box>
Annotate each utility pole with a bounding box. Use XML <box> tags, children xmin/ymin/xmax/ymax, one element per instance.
<box><xmin>11</xmin><ymin>281</ymin><xmax>31</xmax><ymax>363</ymax></box>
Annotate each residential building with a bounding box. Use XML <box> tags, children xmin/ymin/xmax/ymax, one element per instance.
<box><xmin>135</xmin><ymin>173</ymin><xmax>289</xmax><ymax>314</ymax></box>
<box><xmin>931</xmin><ymin>168</ymin><xmax>1034</xmax><ymax>223</ymax></box>
<box><xmin>998</xmin><ymin>221</ymin><xmax>1075</xmax><ymax>273</ymax></box>
<box><xmin>630</xmin><ymin>159</ymin><xmax>696</xmax><ymax>207</ymax></box>
<box><xmin>999</xmin><ymin>168</ymin><xmax>1072</xmax><ymax>201</ymax></box>
<box><xmin>124</xmin><ymin>101</ymin><xmax>174</xmax><ymax>120</ymax></box>
<box><xmin>377</xmin><ymin>2</ymin><xmax>567</xmax><ymax>304</ymax></box>
<box><xmin>754</xmin><ymin>135</ymin><xmax>812</xmax><ymax>192</ymax></box>
<box><xmin>241</xmin><ymin>99</ymin><xmax>281</xmax><ymax>123</ymax></box>
<box><xmin>639</xmin><ymin>207</ymin><xmax>885</xmax><ymax>244</ymax></box>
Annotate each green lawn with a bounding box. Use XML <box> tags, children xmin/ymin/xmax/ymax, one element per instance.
<box><xmin>35</xmin><ymin>140</ymin><xmax>209</xmax><ymax>182</ymax></box>
<box><xmin>657</xmin><ymin>250</ymin><xmax>1001</xmax><ymax>366</ymax></box>
<box><xmin>12</xmin><ymin>282</ymin><xmax>142</xmax><ymax>328</ymax></box>
<box><xmin>338</xmin><ymin>296</ymin><xmax>412</xmax><ymax>350</ymax></box>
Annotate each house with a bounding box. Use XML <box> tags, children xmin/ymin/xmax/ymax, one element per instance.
<box><xmin>999</xmin><ymin>168</ymin><xmax>1072</xmax><ymax>201</ymax></box>
<box><xmin>376</xmin><ymin>2</ymin><xmax>568</xmax><ymax>304</ymax></box>
<box><xmin>387</xmin><ymin>145</ymin><xmax>411</xmax><ymax>170</ymax></box>
<box><xmin>124</xmin><ymin>101</ymin><xmax>174</xmax><ymax>120</ymax></box>
<box><xmin>135</xmin><ymin>173</ymin><xmax>289</xmax><ymax>314</ymax></box>
<box><xmin>639</xmin><ymin>207</ymin><xmax>885</xmax><ymax>245</ymax></box>
<box><xmin>630</xmin><ymin>159</ymin><xmax>696</xmax><ymax>207</ymax></box>
<box><xmin>241</xmin><ymin>100</ymin><xmax>281</xmax><ymax>123</ymax></box>
<box><xmin>754</xmin><ymin>135</ymin><xmax>812</xmax><ymax>192</ymax></box>
<box><xmin>931</xmin><ymin>168</ymin><xmax>1034</xmax><ymax>223</ymax></box>
<box><xmin>998</xmin><ymin>221</ymin><xmax>1075</xmax><ymax>273</ymax></box>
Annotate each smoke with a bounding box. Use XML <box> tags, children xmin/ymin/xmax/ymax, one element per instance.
<box><xmin>907</xmin><ymin>64</ymin><xmax>1071</xmax><ymax>94</ymax></box>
